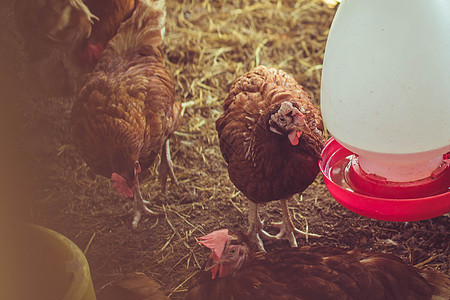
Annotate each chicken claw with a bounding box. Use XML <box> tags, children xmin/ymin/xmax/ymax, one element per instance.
<box><xmin>263</xmin><ymin>199</ymin><xmax>321</xmax><ymax>247</ymax></box>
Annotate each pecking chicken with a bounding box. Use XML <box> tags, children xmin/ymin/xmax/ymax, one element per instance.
<box><xmin>185</xmin><ymin>229</ymin><xmax>450</xmax><ymax>300</ymax></box>
<box><xmin>71</xmin><ymin>0</ymin><xmax>181</xmax><ymax>228</ymax></box>
<box><xmin>14</xmin><ymin>0</ymin><xmax>98</xmax><ymax>95</ymax></box>
<box><xmin>96</xmin><ymin>272</ymin><xmax>168</xmax><ymax>300</ymax></box>
<box><xmin>81</xmin><ymin>0</ymin><xmax>137</xmax><ymax>64</ymax></box>
<box><xmin>216</xmin><ymin>65</ymin><xmax>325</xmax><ymax>251</ymax></box>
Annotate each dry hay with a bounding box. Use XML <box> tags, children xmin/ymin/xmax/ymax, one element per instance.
<box><xmin>0</xmin><ymin>0</ymin><xmax>448</xmax><ymax>299</ymax></box>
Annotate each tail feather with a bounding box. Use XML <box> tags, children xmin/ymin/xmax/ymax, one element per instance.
<box><xmin>108</xmin><ymin>0</ymin><xmax>166</xmax><ymax>55</ymax></box>
<box><xmin>421</xmin><ymin>270</ymin><xmax>450</xmax><ymax>300</ymax></box>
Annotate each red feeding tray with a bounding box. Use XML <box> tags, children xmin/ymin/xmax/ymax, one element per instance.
<box><xmin>319</xmin><ymin>138</ymin><xmax>450</xmax><ymax>221</ymax></box>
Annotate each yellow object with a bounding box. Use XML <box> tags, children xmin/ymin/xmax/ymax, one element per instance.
<box><xmin>20</xmin><ymin>224</ymin><xmax>96</xmax><ymax>300</ymax></box>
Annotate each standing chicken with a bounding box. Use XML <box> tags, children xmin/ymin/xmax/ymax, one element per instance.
<box><xmin>216</xmin><ymin>66</ymin><xmax>325</xmax><ymax>251</ymax></box>
<box><xmin>185</xmin><ymin>229</ymin><xmax>450</xmax><ymax>300</ymax></box>
<box><xmin>71</xmin><ymin>0</ymin><xmax>181</xmax><ymax>228</ymax></box>
<box><xmin>14</xmin><ymin>0</ymin><xmax>98</xmax><ymax>95</ymax></box>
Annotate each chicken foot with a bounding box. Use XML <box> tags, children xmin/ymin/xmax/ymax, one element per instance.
<box><xmin>132</xmin><ymin>179</ymin><xmax>157</xmax><ymax>229</ymax></box>
<box><xmin>158</xmin><ymin>139</ymin><xmax>179</xmax><ymax>193</ymax></box>
<box><xmin>264</xmin><ymin>198</ymin><xmax>321</xmax><ymax>247</ymax></box>
<box><xmin>247</xmin><ymin>200</ymin><xmax>270</xmax><ymax>252</ymax></box>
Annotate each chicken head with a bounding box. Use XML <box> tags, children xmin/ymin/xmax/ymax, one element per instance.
<box><xmin>111</xmin><ymin>160</ymin><xmax>141</xmax><ymax>199</ymax></box>
<box><xmin>269</xmin><ymin>101</ymin><xmax>311</xmax><ymax>146</ymax></box>
<box><xmin>198</xmin><ymin>229</ymin><xmax>251</xmax><ymax>279</ymax></box>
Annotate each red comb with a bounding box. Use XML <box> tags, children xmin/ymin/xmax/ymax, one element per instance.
<box><xmin>111</xmin><ymin>173</ymin><xmax>133</xmax><ymax>198</ymax></box>
<box><xmin>198</xmin><ymin>229</ymin><xmax>229</xmax><ymax>260</ymax></box>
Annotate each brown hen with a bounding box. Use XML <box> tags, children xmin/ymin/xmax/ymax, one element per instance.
<box><xmin>71</xmin><ymin>0</ymin><xmax>181</xmax><ymax>228</ymax></box>
<box><xmin>185</xmin><ymin>229</ymin><xmax>450</xmax><ymax>300</ymax></box>
<box><xmin>97</xmin><ymin>272</ymin><xmax>168</xmax><ymax>300</ymax></box>
<box><xmin>14</xmin><ymin>0</ymin><xmax>98</xmax><ymax>95</ymax></box>
<box><xmin>216</xmin><ymin>65</ymin><xmax>325</xmax><ymax>251</ymax></box>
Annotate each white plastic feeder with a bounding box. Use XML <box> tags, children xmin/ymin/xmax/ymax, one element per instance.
<box><xmin>319</xmin><ymin>0</ymin><xmax>450</xmax><ymax>221</ymax></box>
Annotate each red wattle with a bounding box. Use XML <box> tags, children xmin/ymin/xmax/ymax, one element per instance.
<box><xmin>288</xmin><ymin>131</ymin><xmax>302</xmax><ymax>146</ymax></box>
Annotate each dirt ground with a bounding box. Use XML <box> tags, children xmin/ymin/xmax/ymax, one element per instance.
<box><xmin>0</xmin><ymin>0</ymin><xmax>448</xmax><ymax>299</ymax></box>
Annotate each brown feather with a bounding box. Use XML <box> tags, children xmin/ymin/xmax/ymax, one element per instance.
<box><xmin>83</xmin><ymin>0</ymin><xmax>136</xmax><ymax>48</ymax></box>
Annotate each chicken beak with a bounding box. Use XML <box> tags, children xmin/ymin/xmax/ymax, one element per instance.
<box><xmin>124</xmin><ymin>162</ymin><xmax>141</xmax><ymax>191</ymax></box>
<box><xmin>204</xmin><ymin>258</ymin><xmax>221</xmax><ymax>280</ymax></box>
<box><xmin>294</xmin><ymin>112</ymin><xmax>311</xmax><ymax>135</ymax></box>
<box><xmin>204</xmin><ymin>257</ymin><xmax>218</xmax><ymax>271</ymax></box>
<box><xmin>297</xmin><ymin>123</ymin><xmax>311</xmax><ymax>135</ymax></box>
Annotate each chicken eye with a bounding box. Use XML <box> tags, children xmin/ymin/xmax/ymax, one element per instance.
<box><xmin>229</xmin><ymin>248</ymin><xmax>237</xmax><ymax>254</ymax></box>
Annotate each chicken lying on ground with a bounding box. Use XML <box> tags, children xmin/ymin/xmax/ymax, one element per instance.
<box><xmin>81</xmin><ymin>0</ymin><xmax>137</xmax><ymax>63</ymax></box>
<box><xmin>14</xmin><ymin>0</ymin><xmax>98</xmax><ymax>95</ymax></box>
<box><xmin>71</xmin><ymin>0</ymin><xmax>181</xmax><ymax>228</ymax></box>
<box><xmin>96</xmin><ymin>272</ymin><xmax>168</xmax><ymax>300</ymax></box>
<box><xmin>185</xmin><ymin>229</ymin><xmax>450</xmax><ymax>300</ymax></box>
<box><xmin>216</xmin><ymin>65</ymin><xmax>325</xmax><ymax>251</ymax></box>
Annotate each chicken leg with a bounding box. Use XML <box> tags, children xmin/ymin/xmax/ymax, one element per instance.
<box><xmin>132</xmin><ymin>179</ymin><xmax>157</xmax><ymax>229</ymax></box>
<box><xmin>158</xmin><ymin>139</ymin><xmax>179</xmax><ymax>193</ymax></box>
<box><xmin>247</xmin><ymin>200</ymin><xmax>267</xmax><ymax>252</ymax></box>
<box><xmin>264</xmin><ymin>198</ymin><xmax>321</xmax><ymax>247</ymax></box>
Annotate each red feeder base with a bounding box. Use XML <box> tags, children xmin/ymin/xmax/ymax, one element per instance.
<box><xmin>319</xmin><ymin>138</ymin><xmax>450</xmax><ymax>221</ymax></box>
